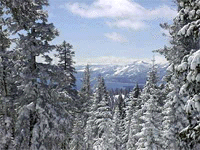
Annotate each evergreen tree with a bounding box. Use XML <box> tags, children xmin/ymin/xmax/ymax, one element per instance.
<box><xmin>80</xmin><ymin>64</ymin><xmax>91</xmax><ymax>99</ymax></box>
<box><xmin>73</xmin><ymin>64</ymin><xmax>92</xmax><ymax>150</ymax></box>
<box><xmin>0</xmin><ymin>1</ymin><xmax>76</xmax><ymax>149</ymax></box>
<box><xmin>85</xmin><ymin>76</ymin><xmax>115</xmax><ymax>150</ymax></box>
<box><xmin>79</xmin><ymin>64</ymin><xmax>92</xmax><ymax>112</ymax></box>
<box><xmin>135</xmin><ymin>58</ymin><xmax>164</xmax><ymax>149</ymax></box>
<box><xmin>179</xmin><ymin>50</ymin><xmax>200</xmax><ymax>149</ymax></box>
<box><xmin>70</xmin><ymin>113</ymin><xmax>85</xmax><ymax>150</ymax></box>
<box><xmin>55</xmin><ymin>40</ymin><xmax>76</xmax><ymax>95</ymax></box>
<box><xmin>136</xmin><ymin>92</ymin><xmax>163</xmax><ymax>150</ymax></box>
<box><xmin>125</xmin><ymin>83</ymin><xmax>141</xmax><ymax>149</ymax></box>
<box><xmin>84</xmin><ymin>76</ymin><xmax>104</xmax><ymax>150</ymax></box>
<box><xmin>157</xmin><ymin>0</ymin><xmax>200</xmax><ymax>148</ymax></box>
<box><xmin>84</xmin><ymin>96</ymin><xmax>98</xmax><ymax>150</ymax></box>
<box><xmin>113</xmin><ymin>105</ymin><xmax>122</xmax><ymax>150</ymax></box>
<box><xmin>127</xmin><ymin>101</ymin><xmax>143</xmax><ymax>150</ymax></box>
<box><xmin>144</xmin><ymin>56</ymin><xmax>158</xmax><ymax>93</ymax></box>
<box><xmin>118</xmin><ymin>93</ymin><xmax>126</xmax><ymax>119</ymax></box>
<box><xmin>161</xmin><ymin>70</ymin><xmax>188</xmax><ymax>149</ymax></box>
<box><xmin>0</xmin><ymin>4</ymin><xmax>17</xmax><ymax>149</ymax></box>
<box><xmin>93</xmin><ymin>77</ymin><xmax>115</xmax><ymax>150</ymax></box>
<box><xmin>133</xmin><ymin>83</ymin><xmax>141</xmax><ymax>99</ymax></box>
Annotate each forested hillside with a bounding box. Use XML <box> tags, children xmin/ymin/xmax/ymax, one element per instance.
<box><xmin>1</xmin><ymin>0</ymin><xmax>200</xmax><ymax>150</ymax></box>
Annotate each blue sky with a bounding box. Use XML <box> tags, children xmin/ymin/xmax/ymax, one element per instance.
<box><xmin>44</xmin><ymin>0</ymin><xmax>177</xmax><ymax>65</ymax></box>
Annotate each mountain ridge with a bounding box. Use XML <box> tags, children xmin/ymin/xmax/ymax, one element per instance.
<box><xmin>75</xmin><ymin>60</ymin><xmax>167</xmax><ymax>90</ymax></box>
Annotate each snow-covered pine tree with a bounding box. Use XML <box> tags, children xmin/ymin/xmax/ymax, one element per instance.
<box><xmin>72</xmin><ymin>64</ymin><xmax>92</xmax><ymax>149</ymax></box>
<box><xmin>118</xmin><ymin>93</ymin><xmax>126</xmax><ymax>119</ymax></box>
<box><xmin>135</xmin><ymin>57</ymin><xmax>164</xmax><ymax>150</ymax></box>
<box><xmin>136</xmin><ymin>93</ymin><xmax>163</xmax><ymax>150</ymax></box>
<box><xmin>51</xmin><ymin>41</ymin><xmax>78</xmax><ymax>148</ymax></box>
<box><xmin>127</xmin><ymin>102</ymin><xmax>143</xmax><ymax>150</ymax></box>
<box><xmin>144</xmin><ymin>56</ymin><xmax>158</xmax><ymax>93</ymax></box>
<box><xmin>127</xmin><ymin>93</ymin><xmax>146</xmax><ymax>150</ymax></box>
<box><xmin>0</xmin><ymin>1</ymin><xmax>74</xmax><ymax>149</ymax></box>
<box><xmin>80</xmin><ymin>64</ymin><xmax>91</xmax><ymax>99</ymax></box>
<box><xmin>114</xmin><ymin>92</ymin><xmax>126</xmax><ymax>149</ymax></box>
<box><xmin>84</xmin><ymin>96</ymin><xmax>98</xmax><ymax>150</ymax></box>
<box><xmin>70</xmin><ymin>65</ymin><xmax>92</xmax><ymax>150</ymax></box>
<box><xmin>69</xmin><ymin>113</ymin><xmax>85</xmax><ymax>150</ymax></box>
<box><xmin>93</xmin><ymin>76</ymin><xmax>115</xmax><ymax>150</ymax></box>
<box><xmin>125</xmin><ymin>83</ymin><xmax>141</xmax><ymax>149</ymax></box>
<box><xmin>0</xmin><ymin>24</ymin><xmax>14</xmax><ymax>150</ymax></box>
<box><xmin>179</xmin><ymin>50</ymin><xmax>200</xmax><ymax>149</ymax></box>
<box><xmin>161</xmin><ymin>68</ymin><xmax>188</xmax><ymax>149</ymax></box>
<box><xmin>157</xmin><ymin>0</ymin><xmax>200</xmax><ymax>149</ymax></box>
<box><xmin>85</xmin><ymin>76</ymin><xmax>115</xmax><ymax>150</ymax></box>
<box><xmin>84</xmin><ymin>76</ymin><xmax>104</xmax><ymax>150</ymax></box>
<box><xmin>0</xmin><ymin>1</ymin><xmax>79</xmax><ymax>149</ymax></box>
<box><xmin>0</xmin><ymin>46</ymin><xmax>16</xmax><ymax>150</ymax></box>
<box><xmin>0</xmin><ymin>5</ymin><xmax>18</xmax><ymax>149</ymax></box>
<box><xmin>55</xmin><ymin>40</ymin><xmax>76</xmax><ymax>96</ymax></box>
<box><xmin>113</xmin><ymin>105</ymin><xmax>122</xmax><ymax>150</ymax></box>
<box><xmin>79</xmin><ymin>64</ymin><xmax>92</xmax><ymax>113</ymax></box>
<box><xmin>133</xmin><ymin>83</ymin><xmax>141</xmax><ymax>98</ymax></box>
<box><xmin>108</xmin><ymin>88</ymin><xmax>115</xmax><ymax>111</ymax></box>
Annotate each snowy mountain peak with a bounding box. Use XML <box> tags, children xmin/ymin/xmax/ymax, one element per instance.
<box><xmin>75</xmin><ymin>61</ymin><xmax>167</xmax><ymax>90</ymax></box>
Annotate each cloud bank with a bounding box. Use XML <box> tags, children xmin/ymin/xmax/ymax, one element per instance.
<box><xmin>64</xmin><ymin>0</ymin><xmax>176</xmax><ymax>30</ymax></box>
<box><xmin>74</xmin><ymin>55</ymin><xmax>167</xmax><ymax>65</ymax></box>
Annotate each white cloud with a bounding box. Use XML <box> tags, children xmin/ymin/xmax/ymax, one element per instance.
<box><xmin>107</xmin><ymin>20</ymin><xmax>147</xmax><ymax>30</ymax></box>
<box><xmin>149</xmin><ymin>5</ymin><xmax>176</xmax><ymax>20</ymax></box>
<box><xmin>104</xmin><ymin>32</ymin><xmax>128</xmax><ymax>43</ymax></box>
<box><xmin>75</xmin><ymin>55</ymin><xmax>167</xmax><ymax>65</ymax></box>
<box><xmin>154</xmin><ymin>55</ymin><xmax>168</xmax><ymax>64</ymax></box>
<box><xmin>65</xmin><ymin>0</ymin><xmax>145</xmax><ymax>19</ymax></box>
<box><xmin>75</xmin><ymin>56</ymin><xmax>139</xmax><ymax>65</ymax></box>
<box><xmin>64</xmin><ymin>0</ymin><xmax>177</xmax><ymax>30</ymax></box>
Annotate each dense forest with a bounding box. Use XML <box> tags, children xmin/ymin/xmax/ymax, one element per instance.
<box><xmin>1</xmin><ymin>0</ymin><xmax>200</xmax><ymax>150</ymax></box>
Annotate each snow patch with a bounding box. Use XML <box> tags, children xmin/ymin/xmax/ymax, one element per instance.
<box><xmin>27</xmin><ymin>102</ymin><xmax>35</xmax><ymax>111</ymax></box>
<box><xmin>196</xmin><ymin>73</ymin><xmax>200</xmax><ymax>82</ymax></box>
<box><xmin>188</xmin><ymin>50</ymin><xmax>200</xmax><ymax>70</ymax></box>
<box><xmin>166</xmin><ymin>64</ymin><xmax>173</xmax><ymax>72</ymax></box>
<box><xmin>177</xmin><ymin>62</ymin><xmax>187</xmax><ymax>72</ymax></box>
<box><xmin>180</xmin><ymin>83</ymin><xmax>188</xmax><ymax>95</ymax></box>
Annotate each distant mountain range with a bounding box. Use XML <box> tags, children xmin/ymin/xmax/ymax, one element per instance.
<box><xmin>75</xmin><ymin>60</ymin><xmax>168</xmax><ymax>90</ymax></box>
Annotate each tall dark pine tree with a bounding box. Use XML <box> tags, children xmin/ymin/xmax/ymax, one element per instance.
<box><xmin>132</xmin><ymin>83</ymin><xmax>140</xmax><ymax>98</ymax></box>
<box><xmin>55</xmin><ymin>40</ymin><xmax>76</xmax><ymax>95</ymax></box>
<box><xmin>0</xmin><ymin>8</ymin><xmax>16</xmax><ymax>149</ymax></box>
<box><xmin>118</xmin><ymin>93</ymin><xmax>126</xmax><ymax>120</ymax></box>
